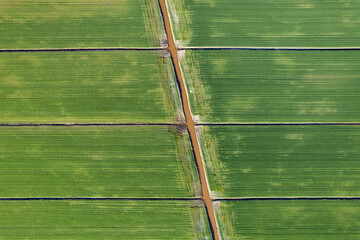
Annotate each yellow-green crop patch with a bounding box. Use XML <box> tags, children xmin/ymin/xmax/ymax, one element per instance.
<box><xmin>0</xmin><ymin>0</ymin><xmax>165</xmax><ymax>48</ymax></box>
<box><xmin>181</xmin><ymin>50</ymin><xmax>360</xmax><ymax>123</ymax></box>
<box><xmin>0</xmin><ymin>126</ymin><xmax>200</xmax><ymax>198</ymax></box>
<box><xmin>215</xmin><ymin>200</ymin><xmax>360</xmax><ymax>239</ymax></box>
<box><xmin>167</xmin><ymin>0</ymin><xmax>360</xmax><ymax>47</ymax></box>
<box><xmin>0</xmin><ymin>200</ymin><xmax>211</xmax><ymax>239</ymax></box>
<box><xmin>0</xmin><ymin>51</ymin><xmax>183</xmax><ymax>124</ymax></box>
<box><xmin>198</xmin><ymin>125</ymin><xmax>360</xmax><ymax>198</ymax></box>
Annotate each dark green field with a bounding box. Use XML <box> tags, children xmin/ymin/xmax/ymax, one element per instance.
<box><xmin>198</xmin><ymin>125</ymin><xmax>360</xmax><ymax>198</ymax></box>
<box><xmin>0</xmin><ymin>126</ymin><xmax>200</xmax><ymax>198</ymax></box>
<box><xmin>215</xmin><ymin>200</ymin><xmax>360</xmax><ymax>239</ymax></box>
<box><xmin>167</xmin><ymin>0</ymin><xmax>360</xmax><ymax>47</ymax></box>
<box><xmin>0</xmin><ymin>0</ymin><xmax>165</xmax><ymax>48</ymax></box>
<box><xmin>181</xmin><ymin>50</ymin><xmax>360</xmax><ymax>123</ymax></box>
<box><xmin>0</xmin><ymin>200</ymin><xmax>211</xmax><ymax>239</ymax></box>
<box><xmin>0</xmin><ymin>51</ymin><xmax>183</xmax><ymax>124</ymax></box>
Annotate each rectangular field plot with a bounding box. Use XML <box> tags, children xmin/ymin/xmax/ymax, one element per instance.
<box><xmin>167</xmin><ymin>0</ymin><xmax>360</xmax><ymax>47</ymax></box>
<box><xmin>0</xmin><ymin>200</ymin><xmax>211</xmax><ymax>239</ymax></box>
<box><xmin>0</xmin><ymin>51</ymin><xmax>183</xmax><ymax>124</ymax></box>
<box><xmin>0</xmin><ymin>126</ymin><xmax>200</xmax><ymax>198</ymax></box>
<box><xmin>197</xmin><ymin>125</ymin><xmax>360</xmax><ymax>198</ymax></box>
<box><xmin>181</xmin><ymin>50</ymin><xmax>360</xmax><ymax>123</ymax></box>
<box><xmin>0</xmin><ymin>0</ymin><xmax>165</xmax><ymax>48</ymax></box>
<box><xmin>215</xmin><ymin>200</ymin><xmax>360</xmax><ymax>240</ymax></box>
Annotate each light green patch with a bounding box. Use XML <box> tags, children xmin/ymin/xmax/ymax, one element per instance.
<box><xmin>2</xmin><ymin>75</ymin><xmax>21</xmax><ymax>86</ymax></box>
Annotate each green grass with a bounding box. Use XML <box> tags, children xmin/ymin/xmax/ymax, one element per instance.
<box><xmin>0</xmin><ymin>126</ymin><xmax>200</xmax><ymax>198</ymax></box>
<box><xmin>215</xmin><ymin>200</ymin><xmax>360</xmax><ymax>240</ymax></box>
<box><xmin>0</xmin><ymin>0</ymin><xmax>165</xmax><ymax>48</ymax></box>
<box><xmin>167</xmin><ymin>0</ymin><xmax>360</xmax><ymax>47</ymax></box>
<box><xmin>0</xmin><ymin>51</ymin><xmax>183</xmax><ymax>123</ymax></box>
<box><xmin>0</xmin><ymin>200</ymin><xmax>211</xmax><ymax>239</ymax></box>
<box><xmin>181</xmin><ymin>50</ymin><xmax>360</xmax><ymax>123</ymax></box>
<box><xmin>198</xmin><ymin>125</ymin><xmax>360</xmax><ymax>198</ymax></box>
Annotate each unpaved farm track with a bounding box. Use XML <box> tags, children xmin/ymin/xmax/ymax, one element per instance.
<box><xmin>158</xmin><ymin>1</ymin><xmax>220</xmax><ymax>239</ymax></box>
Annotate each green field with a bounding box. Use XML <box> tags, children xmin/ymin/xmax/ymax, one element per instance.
<box><xmin>0</xmin><ymin>0</ymin><xmax>165</xmax><ymax>48</ymax></box>
<box><xmin>0</xmin><ymin>126</ymin><xmax>200</xmax><ymax>198</ymax></box>
<box><xmin>167</xmin><ymin>0</ymin><xmax>360</xmax><ymax>47</ymax></box>
<box><xmin>0</xmin><ymin>51</ymin><xmax>183</xmax><ymax>123</ymax></box>
<box><xmin>198</xmin><ymin>125</ymin><xmax>360</xmax><ymax>198</ymax></box>
<box><xmin>215</xmin><ymin>200</ymin><xmax>360</xmax><ymax>239</ymax></box>
<box><xmin>0</xmin><ymin>200</ymin><xmax>211</xmax><ymax>239</ymax></box>
<box><xmin>181</xmin><ymin>50</ymin><xmax>360</xmax><ymax>123</ymax></box>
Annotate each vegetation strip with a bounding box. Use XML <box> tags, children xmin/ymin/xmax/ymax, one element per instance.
<box><xmin>158</xmin><ymin>1</ymin><xmax>219</xmax><ymax>239</ymax></box>
<box><xmin>213</xmin><ymin>197</ymin><xmax>360</xmax><ymax>201</ymax></box>
<box><xmin>0</xmin><ymin>48</ymin><xmax>166</xmax><ymax>52</ymax></box>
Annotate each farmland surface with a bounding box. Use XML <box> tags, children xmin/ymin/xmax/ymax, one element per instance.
<box><xmin>0</xmin><ymin>51</ymin><xmax>183</xmax><ymax>124</ymax></box>
<box><xmin>215</xmin><ymin>200</ymin><xmax>360</xmax><ymax>239</ymax></box>
<box><xmin>181</xmin><ymin>50</ymin><xmax>360</xmax><ymax>123</ymax></box>
<box><xmin>1</xmin><ymin>0</ymin><xmax>360</xmax><ymax>239</ymax></box>
<box><xmin>0</xmin><ymin>126</ymin><xmax>200</xmax><ymax>198</ymax></box>
<box><xmin>0</xmin><ymin>200</ymin><xmax>211</xmax><ymax>239</ymax></box>
<box><xmin>198</xmin><ymin>125</ymin><xmax>360</xmax><ymax>198</ymax></box>
<box><xmin>0</xmin><ymin>0</ymin><xmax>165</xmax><ymax>48</ymax></box>
<box><xmin>167</xmin><ymin>0</ymin><xmax>360</xmax><ymax>47</ymax></box>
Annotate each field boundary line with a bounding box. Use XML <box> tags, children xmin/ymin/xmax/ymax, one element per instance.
<box><xmin>178</xmin><ymin>47</ymin><xmax>360</xmax><ymax>51</ymax></box>
<box><xmin>0</xmin><ymin>197</ymin><xmax>202</xmax><ymax>201</ymax></box>
<box><xmin>158</xmin><ymin>1</ymin><xmax>220</xmax><ymax>239</ymax></box>
<box><xmin>213</xmin><ymin>197</ymin><xmax>360</xmax><ymax>201</ymax></box>
<box><xmin>197</xmin><ymin>123</ymin><xmax>360</xmax><ymax>126</ymax></box>
<box><xmin>0</xmin><ymin>47</ymin><xmax>166</xmax><ymax>52</ymax></box>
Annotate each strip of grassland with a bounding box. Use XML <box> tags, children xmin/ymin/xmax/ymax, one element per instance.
<box><xmin>0</xmin><ymin>0</ymin><xmax>165</xmax><ymax>48</ymax></box>
<box><xmin>167</xmin><ymin>0</ymin><xmax>360</xmax><ymax>47</ymax></box>
<box><xmin>197</xmin><ymin>125</ymin><xmax>360</xmax><ymax>198</ymax></box>
<box><xmin>0</xmin><ymin>51</ymin><xmax>183</xmax><ymax>123</ymax></box>
<box><xmin>0</xmin><ymin>125</ymin><xmax>200</xmax><ymax>198</ymax></box>
<box><xmin>0</xmin><ymin>200</ymin><xmax>211</xmax><ymax>239</ymax></box>
<box><xmin>181</xmin><ymin>50</ymin><xmax>360</xmax><ymax>123</ymax></box>
<box><xmin>215</xmin><ymin>200</ymin><xmax>360</xmax><ymax>239</ymax></box>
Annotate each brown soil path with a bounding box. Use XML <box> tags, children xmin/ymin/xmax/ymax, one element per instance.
<box><xmin>158</xmin><ymin>1</ymin><xmax>220</xmax><ymax>239</ymax></box>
